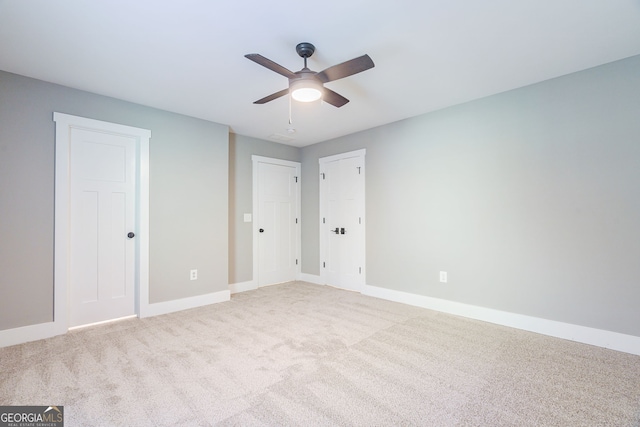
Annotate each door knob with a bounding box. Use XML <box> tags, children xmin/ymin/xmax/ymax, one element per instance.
<box><xmin>340</xmin><ymin>228</ymin><xmax>346</xmax><ymax>234</ymax></box>
<box><xmin>331</xmin><ymin>227</ymin><xmax>339</xmax><ymax>234</ymax></box>
<box><xmin>127</xmin><ymin>232</ymin><xmax>135</xmax><ymax>239</ymax></box>
<box><xmin>259</xmin><ymin>228</ymin><xmax>264</xmax><ymax>233</ymax></box>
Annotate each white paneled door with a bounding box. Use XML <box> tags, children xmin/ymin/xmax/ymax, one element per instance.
<box><xmin>69</xmin><ymin>128</ymin><xmax>137</xmax><ymax>327</ymax></box>
<box><xmin>253</xmin><ymin>156</ymin><xmax>301</xmax><ymax>287</ymax></box>
<box><xmin>320</xmin><ymin>150</ymin><xmax>366</xmax><ymax>291</ymax></box>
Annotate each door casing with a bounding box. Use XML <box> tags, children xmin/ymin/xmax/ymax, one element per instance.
<box><xmin>53</xmin><ymin>113</ymin><xmax>150</xmax><ymax>332</ymax></box>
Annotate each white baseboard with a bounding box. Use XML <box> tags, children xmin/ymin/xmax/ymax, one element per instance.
<box><xmin>0</xmin><ymin>321</ymin><xmax>63</xmax><ymax>348</ymax></box>
<box><xmin>140</xmin><ymin>289</ymin><xmax>230</xmax><ymax>318</ymax></box>
<box><xmin>362</xmin><ymin>284</ymin><xmax>640</xmax><ymax>356</ymax></box>
<box><xmin>229</xmin><ymin>280</ymin><xmax>257</xmax><ymax>294</ymax></box>
<box><xmin>298</xmin><ymin>273</ymin><xmax>323</xmax><ymax>285</ymax></box>
<box><xmin>7</xmin><ymin>283</ymin><xmax>636</xmax><ymax>356</ymax></box>
<box><xmin>1</xmin><ymin>290</ymin><xmax>231</xmax><ymax>348</ymax></box>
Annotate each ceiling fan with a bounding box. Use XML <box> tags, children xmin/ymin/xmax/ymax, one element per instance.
<box><xmin>245</xmin><ymin>42</ymin><xmax>374</xmax><ymax>108</ymax></box>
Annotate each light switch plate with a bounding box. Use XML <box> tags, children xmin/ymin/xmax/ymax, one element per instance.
<box><xmin>243</xmin><ymin>213</ymin><xmax>252</xmax><ymax>223</ymax></box>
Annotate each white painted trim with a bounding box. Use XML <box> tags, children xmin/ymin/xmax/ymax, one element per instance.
<box><xmin>229</xmin><ymin>280</ymin><xmax>257</xmax><ymax>294</ymax></box>
<box><xmin>140</xmin><ymin>290</ymin><xmax>230</xmax><ymax>318</ymax></box>
<box><xmin>362</xmin><ymin>284</ymin><xmax>640</xmax><ymax>356</ymax></box>
<box><xmin>53</xmin><ymin>113</ymin><xmax>150</xmax><ymax>332</ymax></box>
<box><xmin>137</xmin><ymin>130</ymin><xmax>151</xmax><ymax>320</ymax></box>
<box><xmin>319</xmin><ymin>148</ymin><xmax>366</xmax><ymax>164</ymax></box>
<box><xmin>1</xmin><ymin>289</ymin><xmax>231</xmax><ymax>347</ymax></box>
<box><xmin>53</xmin><ymin>113</ymin><xmax>71</xmax><ymax>337</ymax></box>
<box><xmin>251</xmin><ymin>156</ymin><xmax>301</xmax><ymax>287</ymax></box>
<box><xmin>298</xmin><ymin>273</ymin><xmax>323</xmax><ymax>285</ymax></box>
<box><xmin>0</xmin><ymin>322</ymin><xmax>60</xmax><ymax>348</ymax></box>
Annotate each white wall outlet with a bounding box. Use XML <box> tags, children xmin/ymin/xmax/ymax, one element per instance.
<box><xmin>190</xmin><ymin>269</ymin><xmax>198</xmax><ymax>281</ymax></box>
<box><xmin>439</xmin><ymin>271</ymin><xmax>448</xmax><ymax>283</ymax></box>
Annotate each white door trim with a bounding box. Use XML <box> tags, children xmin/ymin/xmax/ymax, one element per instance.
<box><xmin>319</xmin><ymin>149</ymin><xmax>366</xmax><ymax>290</ymax></box>
<box><xmin>53</xmin><ymin>113</ymin><xmax>150</xmax><ymax>334</ymax></box>
<box><xmin>318</xmin><ymin>148</ymin><xmax>366</xmax><ymax>164</ymax></box>
<box><xmin>252</xmin><ymin>155</ymin><xmax>301</xmax><ymax>287</ymax></box>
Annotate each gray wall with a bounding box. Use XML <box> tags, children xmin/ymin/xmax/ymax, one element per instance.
<box><xmin>301</xmin><ymin>55</ymin><xmax>640</xmax><ymax>337</ymax></box>
<box><xmin>0</xmin><ymin>71</ymin><xmax>229</xmax><ymax>330</ymax></box>
<box><xmin>228</xmin><ymin>133</ymin><xmax>300</xmax><ymax>284</ymax></box>
<box><xmin>3</xmin><ymin>53</ymin><xmax>640</xmax><ymax>339</ymax></box>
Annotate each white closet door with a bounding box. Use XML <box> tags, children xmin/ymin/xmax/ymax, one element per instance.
<box><xmin>320</xmin><ymin>150</ymin><xmax>365</xmax><ymax>291</ymax></box>
<box><xmin>255</xmin><ymin>157</ymin><xmax>300</xmax><ymax>286</ymax></box>
<box><xmin>69</xmin><ymin>127</ymin><xmax>136</xmax><ymax>326</ymax></box>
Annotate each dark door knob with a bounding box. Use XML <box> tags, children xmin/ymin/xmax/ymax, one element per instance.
<box><xmin>340</xmin><ymin>228</ymin><xmax>346</xmax><ymax>234</ymax></box>
<box><xmin>259</xmin><ymin>228</ymin><xmax>264</xmax><ymax>233</ymax></box>
<box><xmin>332</xmin><ymin>227</ymin><xmax>339</xmax><ymax>234</ymax></box>
<box><xmin>127</xmin><ymin>232</ymin><xmax>135</xmax><ymax>239</ymax></box>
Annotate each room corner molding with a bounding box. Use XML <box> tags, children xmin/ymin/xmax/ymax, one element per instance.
<box><xmin>362</xmin><ymin>284</ymin><xmax>640</xmax><ymax>356</ymax></box>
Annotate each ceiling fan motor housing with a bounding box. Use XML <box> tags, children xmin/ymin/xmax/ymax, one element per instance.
<box><xmin>291</xmin><ymin>69</ymin><xmax>319</xmax><ymax>83</ymax></box>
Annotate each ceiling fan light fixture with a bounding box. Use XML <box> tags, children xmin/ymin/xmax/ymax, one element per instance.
<box><xmin>290</xmin><ymin>79</ymin><xmax>322</xmax><ymax>102</ymax></box>
<box><xmin>246</xmin><ymin>42</ymin><xmax>374</xmax><ymax>107</ymax></box>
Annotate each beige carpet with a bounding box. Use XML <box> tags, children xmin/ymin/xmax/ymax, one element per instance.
<box><xmin>1</xmin><ymin>282</ymin><xmax>639</xmax><ymax>426</ymax></box>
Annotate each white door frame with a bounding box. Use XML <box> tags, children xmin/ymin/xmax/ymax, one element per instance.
<box><xmin>319</xmin><ymin>149</ymin><xmax>366</xmax><ymax>290</ymax></box>
<box><xmin>252</xmin><ymin>155</ymin><xmax>301</xmax><ymax>287</ymax></box>
<box><xmin>53</xmin><ymin>113</ymin><xmax>150</xmax><ymax>333</ymax></box>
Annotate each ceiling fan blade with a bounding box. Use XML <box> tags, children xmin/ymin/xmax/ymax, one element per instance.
<box><xmin>322</xmin><ymin>88</ymin><xmax>349</xmax><ymax>108</ymax></box>
<box><xmin>316</xmin><ymin>54</ymin><xmax>375</xmax><ymax>83</ymax></box>
<box><xmin>254</xmin><ymin>88</ymin><xmax>289</xmax><ymax>104</ymax></box>
<box><xmin>245</xmin><ymin>54</ymin><xmax>297</xmax><ymax>79</ymax></box>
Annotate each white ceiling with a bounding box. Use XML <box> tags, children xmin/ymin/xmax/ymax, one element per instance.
<box><xmin>2</xmin><ymin>0</ymin><xmax>640</xmax><ymax>147</ymax></box>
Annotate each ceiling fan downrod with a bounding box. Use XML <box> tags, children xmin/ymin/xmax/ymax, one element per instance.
<box><xmin>296</xmin><ymin>42</ymin><xmax>316</xmax><ymax>70</ymax></box>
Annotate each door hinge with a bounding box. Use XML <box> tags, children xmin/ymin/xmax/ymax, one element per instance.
<box><xmin>359</xmin><ymin>267</ymin><xmax>362</xmax><ymax>274</ymax></box>
<box><xmin>296</xmin><ymin>259</ymin><xmax>298</xmax><ymax>265</ymax></box>
<box><xmin>357</xmin><ymin>166</ymin><xmax>361</xmax><ymax>174</ymax></box>
<box><xmin>321</xmin><ymin>172</ymin><xmax>325</xmax><ymax>179</ymax></box>
<box><xmin>359</xmin><ymin>217</ymin><xmax>362</xmax><ymax>224</ymax></box>
<box><xmin>323</xmin><ymin>262</ymin><xmax>326</xmax><ymax>268</ymax></box>
<box><xmin>294</xmin><ymin>176</ymin><xmax>298</xmax><ymax>183</ymax></box>
<box><xmin>323</xmin><ymin>217</ymin><xmax>325</xmax><ymax>224</ymax></box>
<box><xmin>295</xmin><ymin>218</ymin><xmax>298</xmax><ymax>224</ymax></box>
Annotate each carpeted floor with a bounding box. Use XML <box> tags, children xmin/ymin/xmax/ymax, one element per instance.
<box><xmin>1</xmin><ymin>281</ymin><xmax>639</xmax><ymax>426</ymax></box>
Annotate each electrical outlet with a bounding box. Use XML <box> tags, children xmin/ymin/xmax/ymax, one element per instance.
<box><xmin>439</xmin><ymin>271</ymin><xmax>448</xmax><ymax>283</ymax></box>
<box><xmin>190</xmin><ymin>269</ymin><xmax>198</xmax><ymax>281</ymax></box>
